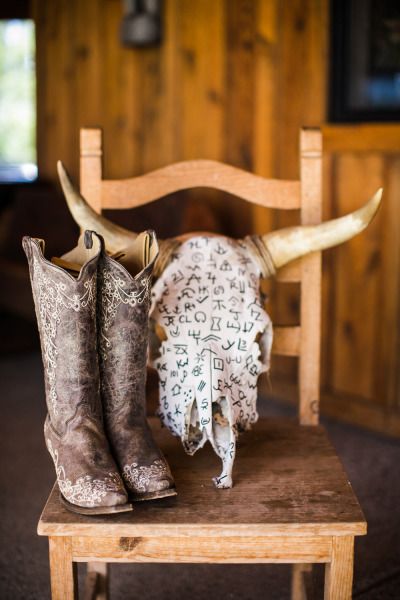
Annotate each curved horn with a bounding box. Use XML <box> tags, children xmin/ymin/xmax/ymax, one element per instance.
<box><xmin>260</xmin><ymin>189</ymin><xmax>382</xmax><ymax>270</ymax></box>
<box><xmin>57</xmin><ymin>161</ymin><xmax>138</xmax><ymax>253</ymax></box>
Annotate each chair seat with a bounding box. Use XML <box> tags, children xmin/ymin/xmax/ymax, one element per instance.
<box><xmin>38</xmin><ymin>417</ymin><xmax>366</xmax><ymax>544</ymax></box>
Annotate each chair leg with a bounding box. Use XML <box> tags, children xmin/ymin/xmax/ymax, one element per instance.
<box><xmin>84</xmin><ymin>562</ymin><xmax>109</xmax><ymax>600</ymax></box>
<box><xmin>324</xmin><ymin>536</ymin><xmax>354</xmax><ymax>600</ymax></box>
<box><xmin>291</xmin><ymin>564</ymin><xmax>313</xmax><ymax>600</ymax></box>
<box><xmin>49</xmin><ymin>536</ymin><xmax>78</xmax><ymax>600</ymax></box>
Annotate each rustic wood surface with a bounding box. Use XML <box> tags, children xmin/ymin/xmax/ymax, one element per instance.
<box><xmin>324</xmin><ymin>536</ymin><xmax>354</xmax><ymax>600</ymax></box>
<box><xmin>48</xmin><ymin>536</ymin><xmax>78</xmax><ymax>599</ymax></box>
<box><xmin>80</xmin><ymin>127</ymin><xmax>320</xmax><ymax>405</ymax></box>
<box><xmin>32</xmin><ymin>0</ymin><xmax>400</xmax><ymax>430</ymax></box>
<box><xmin>71</xmin><ymin>535</ymin><xmax>332</xmax><ymax>564</ymax></box>
<box><xmin>80</xmin><ymin>129</ymin><xmax>301</xmax><ymax>212</ymax></box>
<box><xmin>101</xmin><ymin>162</ymin><xmax>301</xmax><ymax>210</ymax></box>
<box><xmin>299</xmin><ymin>130</ymin><xmax>322</xmax><ymax>426</ymax></box>
<box><xmin>38</xmin><ymin>418</ymin><xmax>365</xmax><ymax>538</ymax></box>
<box><xmin>272</xmin><ymin>326</ymin><xmax>301</xmax><ymax>357</ymax></box>
<box><xmin>323</xmin><ymin>124</ymin><xmax>400</xmax><ymax>153</ymax></box>
<box><xmin>264</xmin><ymin>378</ymin><xmax>400</xmax><ymax>439</ymax></box>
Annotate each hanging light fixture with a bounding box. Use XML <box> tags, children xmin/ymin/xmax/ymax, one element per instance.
<box><xmin>120</xmin><ymin>0</ymin><xmax>162</xmax><ymax>47</ymax></box>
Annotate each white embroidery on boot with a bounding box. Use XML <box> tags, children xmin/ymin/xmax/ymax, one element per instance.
<box><xmin>33</xmin><ymin>259</ymin><xmax>96</xmax><ymax>416</ymax></box>
<box><xmin>47</xmin><ymin>439</ymin><xmax>123</xmax><ymax>507</ymax></box>
<box><xmin>98</xmin><ymin>265</ymin><xmax>151</xmax><ymax>360</ymax></box>
<box><xmin>122</xmin><ymin>459</ymin><xmax>171</xmax><ymax>493</ymax></box>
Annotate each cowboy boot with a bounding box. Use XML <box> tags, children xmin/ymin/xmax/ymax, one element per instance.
<box><xmin>22</xmin><ymin>231</ymin><xmax>132</xmax><ymax>515</ymax></box>
<box><xmin>97</xmin><ymin>230</ymin><xmax>176</xmax><ymax>501</ymax></box>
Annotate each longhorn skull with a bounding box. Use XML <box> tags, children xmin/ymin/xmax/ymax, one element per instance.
<box><xmin>57</xmin><ymin>162</ymin><xmax>382</xmax><ymax>487</ymax></box>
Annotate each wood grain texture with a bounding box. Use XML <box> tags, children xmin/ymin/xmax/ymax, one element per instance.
<box><xmin>276</xmin><ymin>260</ymin><xmax>302</xmax><ymax>283</ymax></box>
<box><xmin>272</xmin><ymin>326</ymin><xmax>301</xmax><ymax>356</ymax></box>
<box><xmin>271</xmin><ymin>0</ymin><xmax>329</xmax><ymax>387</ymax></box>
<box><xmin>49</xmin><ymin>536</ymin><xmax>77</xmax><ymax>600</ymax></box>
<box><xmin>251</xmin><ymin>0</ymin><xmax>277</xmax><ymax>236</ymax></box>
<box><xmin>299</xmin><ymin>129</ymin><xmax>322</xmax><ymax>425</ymax></box>
<box><xmin>99</xmin><ymin>161</ymin><xmax>301</xmax><ymax>210</ymax></box>
<box><xmin>32</xmin><ymin>0</ymin><xmax>400</xmax><ymax>426</ymax></box>
<box><xmin>324</xmin><ymin>536</ymin><xmax>354</xmax><ymax>600</ymax></box>
<box><xmin>71</xmin><ymin>535</ymin><xmax>331</xmax><ymax>564</ymax></box>
<box><xmin>376</xmin><ymin>156</ymin><xmax>400</xmax><ymax>409</ymax></box>
<box><xmin>38</xmin><ymin>418</ymin><xmax>366</xmax><ymax>538</ymax></box>
<box><xmin>261</xmin><ymin>377</ymin><xmax>400</xmax><ymax>439</ymax></box>
<box><xmin>331</xmin><ymin>154</ymin><xmax>383</xmax><ymax>400</ymax></box>
<box><xmin>80</xmin><ymin>129</ymin><xmax>102</xmax><ymax>213</ymax></box>
<box><xmin>323</xmin><ymin>124</ymin><xmax>400</xmax><ymax>153</ymax></box>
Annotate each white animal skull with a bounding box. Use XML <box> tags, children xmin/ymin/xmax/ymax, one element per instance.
<box><xmin>150</xmin><ymin>235</ymin><xmax>273</xmax><ymax>487</ymax></box>
<box><xmin>57</xmin><ymin>161</ymin><xmax>382</xmax><ymax>487</ymax></box>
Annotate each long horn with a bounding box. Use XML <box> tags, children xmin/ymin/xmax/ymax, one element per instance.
<box><xmin>260</xmin><ymin>189</ymin><xmax>382</xmax><ymax>270</ymax></box>
<box><xmin>57</xmin><ymin>161</ymin><xmax>138</xmax><ymax>253</ymax></box>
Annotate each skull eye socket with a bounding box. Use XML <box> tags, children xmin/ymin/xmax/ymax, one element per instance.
<box><xmin>212</xmin><ymin>401</ymin><xmax>229</xmax><ymax>428</ymax></box>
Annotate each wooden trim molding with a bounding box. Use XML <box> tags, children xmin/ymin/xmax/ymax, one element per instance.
<box><xmin>323</xmin><ymin>124</ymin><xmax>400</xmax><ymax>153</ymax></box>
<box><xmin>265</xmin><ymin>377</ymin><xmax>400</xmax><ymax>438</ymax></box>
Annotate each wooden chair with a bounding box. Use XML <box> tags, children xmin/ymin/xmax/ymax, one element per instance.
<box><xmin>38</xmin><ymin>127</ymin><xmax>366</xmax><ymax>599</ymax></box>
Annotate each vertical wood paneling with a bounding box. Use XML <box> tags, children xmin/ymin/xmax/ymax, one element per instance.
<box><xmin>376</xmin><ymin>157</ymin><xmax>400</xmax><ymax>408</ymax></box>
<box><xmin>178</xmin><ymin>1</ymin><xmax>225</xmax><ymax>161</ymax></box>
<box><xmin>225</xmin><ymin>0</ymin><xmax>255</xmax><ymax>172</ymax></box>
<box><xmin>223</xmin><ymin>0</ymin><xmax>257</xmax><ymax>234</ymax></box>
<box><xmin>271</xmin><ymin>0</ymin><xmax>329</xmax><ymax>383</ymax></box>
<box><xmin>74</xmin><ymin>0</ymin><xmax>102</xmax><ymax>126</ymax></box>
<box><xmin>331</xmin><ymin>154</ymin><xmax>384</xmax><ymax>400</ymax></box>
<box><xmin>32</xmin><ymin>0</ymin><xmax>400</xmax><ymax>421</ymax></box>
<box><xmin>276</xmin><ymin>0</ymin><xmax>329</xmax><ymax>180</ymax></box>
<box><xmin>252</xmin><ymin>0</ymin><xmax>278</xmax><ymax>234</ymax></box>
<box><xmin>101</xmin><ymin>2</ymin><xmax>141</xmax><ymax>178</ymax></box>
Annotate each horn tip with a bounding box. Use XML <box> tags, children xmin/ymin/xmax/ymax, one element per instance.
<box><xmin>57</xmin><ymin>160</ymin><xmax>66</xmax><ymax>176</ymax></box>
<box><xmin>370</xmin><ymin>187</ymin><xmax>383</xmax><ymax>216</ymax></box>
<box><xmin>358</xmin><ymin>188</ymin><xmax>383</xmax><ymax>230</ymax></box>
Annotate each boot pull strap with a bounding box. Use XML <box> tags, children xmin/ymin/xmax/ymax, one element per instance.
<box><xmin>84</xmin><ymin>230</ymin><xmax>106</xmax><ymax>256</ymax></box>
<box><xmin>143</xmin><ymin>232</ymin><xmax>151</xmax><ymax>267</ymax></box>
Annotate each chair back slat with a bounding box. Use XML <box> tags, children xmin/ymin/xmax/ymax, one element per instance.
<box><xmin>272</xmin><ymin>326</ymin><xmax>301</xmax><ymax>356</ymax></box>
<box><xmin>100</xmin><ymin>162</ymin><xmax>301</xmax><ymax>210</ymax></box>
<box><xmin>275</xmin><ymin>259</ymin><xmax>301</xmax><ymax>283</ymax></box>
<box><xmin>80</xmin><ymin>127</ymin><xmax>322</xmax><ymax>425</ymax></box>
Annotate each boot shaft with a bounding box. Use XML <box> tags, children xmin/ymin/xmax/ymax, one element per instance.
<box><xmin>23</xmin><ymin>232</ymin><xmax>103</xmax><ymax>434</ymax></box>
<box><xmin>97</xmin><ymin>231</ymin><xmax>158</xmax><ymax>421</ymax></box>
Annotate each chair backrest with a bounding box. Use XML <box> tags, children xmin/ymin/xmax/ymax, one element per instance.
<box><xmin>80</xmin><ymin>127</ymin><xmax>322</xmax><ymax>426</ymax></box>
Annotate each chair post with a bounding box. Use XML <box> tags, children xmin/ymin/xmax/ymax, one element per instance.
<box><xmin>299</xmin><ymin>128</ymin><xmax>322</xmax><ymax>425</ymax></box>
<box><xmin>80</xmin><ymin>128</ymin><xmax>103</xmax><ymax>213</ymax></box>
<box><xmin>48</xmin><ymin>536</ymin><xmax>78</xmax><ymax>599</ymax></box>
<box><xmin>324</xmin><ymin>536</ymin><xmax>354</xmax><ymax>599</ymax></box>
<box><xmin>291</xmin><ymin>563</ymin><xmax>313</xmax><ymax>600</ymax></box>
<box><xmin>84</xmin><ymin>562</ymin><xmax>109</xmax><ymax>600</ymax></box>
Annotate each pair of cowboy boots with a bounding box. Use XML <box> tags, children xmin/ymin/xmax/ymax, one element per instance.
<box><xmin>23</xmin><ymin>229</ymin><xmax>175</xmax><ymax>515</ymax></box>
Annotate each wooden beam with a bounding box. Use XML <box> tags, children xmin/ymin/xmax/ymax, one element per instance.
<box><xmin>323</xmin><ymin>124</ymin><xmax>400</xmax><ymax>153</ymax></box>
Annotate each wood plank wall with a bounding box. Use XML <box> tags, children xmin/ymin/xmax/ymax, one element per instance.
<box><xmin>32</xmin><ymin>0</ymin><xmax>400</xmax><ymax>433</ymax></box>
<box><xmin>323</xmin><ymin>128</ymin><xmax>400</xmax><ymax>419</ymax></box>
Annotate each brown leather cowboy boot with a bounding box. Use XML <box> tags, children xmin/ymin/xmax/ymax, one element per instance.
<box><xmin>97</xmin><ymin>230</ymin><xmax>176</xmax><ymax>501</ymax></box>
<box><xmin>23</xmin><ymin>231</ymin><xmax>132</xmax><ymax>515</ymax></box>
